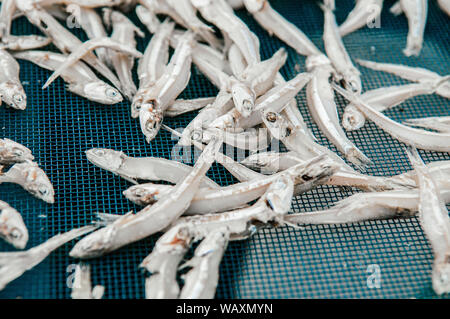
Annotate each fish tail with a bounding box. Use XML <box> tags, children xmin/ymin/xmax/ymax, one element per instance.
<box><xmin>346</xmin><ymin>147</ymin><xmax>372</xmax><ymax>172</ymax></box>
<box><xmin>404</xmin><ymin>146</ymin><xmax>426</xmax><ymax>171</ymax></box>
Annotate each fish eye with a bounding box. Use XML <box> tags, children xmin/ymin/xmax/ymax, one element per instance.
<box><xmin>106</xmin><ymin>88</ymin><xmax>118</xmax><ymax>98</ymax></box>
<box><xmin>348</xmin><ymin>81</ymin><xmax>359</xmax><ymax>93</ymax></box>
<box><xmin>191</xmin><ymin>130</ymin><xmax>202</xmax><ymax>141</ymax></box>
<box><xmin>285</xmin><ymin>127</ymin><xmax>292</xmax><ymax>137</ymax></box>
<box><xmin>13</xmin><ymin>94</ymin><xmax>24</xmax><ymax>103</ymax></box>
<box><xmin>145</xmin><ymin>121</ymin><xmax>156</xmax><ymax>132</ymax></box>
<box><xmin>265</xmin><ymin>112</ymin><xmax>277</xmax><ymax>123</ymax></box>
<box><xmin>10</xmin><ymin>228</ymin><xmax>22</xmax><ymax>239</ymax></box>
<box><xmin>134</xmin><ymin>188</ymin><xmax>146</xmax><ymax>198</ymax></box>
<box><xmin>38</xmin><ymin>187</ymin><xmax>49</xmax><ymax>196</ymax></box>
<box><xmin>94</xmin><ymin>149</ymin><xmax>105</xmax><ymax>156</ymax></box>
<box><xmin>12</xmin><ymin>147</ymin><xmax>24</xmax><ymax>157</ymax></box>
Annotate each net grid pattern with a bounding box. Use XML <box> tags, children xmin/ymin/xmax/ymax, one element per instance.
<box><xmin>0</xmin><ymin>0</ymin><xmax>449</xmax><ymax>299</ymax></box>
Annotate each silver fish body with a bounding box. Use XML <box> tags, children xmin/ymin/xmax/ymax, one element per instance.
<box><xmin>306</xmin><ymin>63</ymin><xmax>370</xmax><ymax>169</ymax></box>
<box><xmin>193</xmin><ymin>0</ymin><xmax>260</xmax><ymax>65</ymax></box>
<box><xmin>70</xmin><ymin>139</ymin><xmax>222</xmax><ymax>259</ymax></box>
<box><xmin>322</xmin><ymin>4</ymin><xmax>362</xmax><ymax>94</ymax></box>
<box><xmin>285</xmin><ymin>188</ymin><xmax>450</xmax><ymax>225</ymax></box>
<box><xmin>139</xmin><ymin>32</ymin><xmax>194</xmax><ymax>142</ymax></box>
<box><xmin>0</xmin><ymin>161</ymin><xmax>55</xmax><ymax>204</ymax></box>
<box><xmin>124</xmin><ymin>154</ymin><xmax>336</xmax><ymax>214</ymax></box>
<box><xmin>333</xmin><ymin>84</ymin><xmax>450</xmax><ymax>153</ymax></box>
<box><xmin>104</xmin><ymin>9</ymin><xmax>144</xmax><ymax>100</ymax></box>
<box><xmin>178</xmin><ymin>230</ymin><xmax>229</xmax><ymax>299</ymax></box>
<box><xmin>0</xmin><ymin>35</ymin><xmax>52</xmax><ymax>51</ymax></box>
<box><xmin>26</xmin><ymin>9</ymin><xmax>123</xmax><ymax>90</ymax></box>
<box><xmin>404</xmin><ymin>116</ymin><xmax>450</xmax><ymax>133</ymax></box>
<box><xmin>42</xmin><ymin>37</ymin><xmax>143</xmax><ymax>90</ymax></box>
<box><xmin>243</xmin><ymin>0</ymin><xmax>322</xmax><ymax>57</ymax></box>
<box><xmin>357</xmin><ymin>59</ymin><xmax>450</xmax><ymax>99</ymax></box>
<box><xmin>339</xmin><ymin>0</ymin><xmax>384</xmax><ymax>37</ymax></box>
<box><xmin>133</xmin><ymin>19</ymin><xmax>174</xmax><ymax>117</ymax></box>
<box><xmin>14</xmin><ymin>50</ymin><xmax>123</xmax><ymax>105</ymax></box>
<box><xmin>164</xmin><ymin>97</ymin><xmax>215</xmax><ymax>117</ymax></box>
<box><xmin>0</xmin><ymin>49</ymin><xmax>26</xmax><ymax>110</ymax></box>
<box><xmin>395</xmin><ymin>0</ymin><xmax>428</xmax><ymax>57</ymax></box>
<box><xmin>141</xmin><ymin>225</ymin><xmax>192</xmax><ymax>299</ymax></box>
<box><xmin>342</xmin><ymin>81</ymin><xmax>443</xmax><ymax>131</ymax></box>
<box><xmin>406</xmin><ymin>148</ymin><xmax>450</xmax><ymax>295</ymax></box>
<box><xmin>438</xmin><ymin>0</ymin><xmax>450</xmax><ymax>16</ymax></box>
<box><xmin>85</xmin><ymin>148</ymin><xmax>220</xmax><ymax>188</ymax></box>
<box><xmin>73</xmin><ymin>6</ymin><xmax>109</xmax><ymax>66</ymax></box>
<box><xmin>0</xmin><ymin>225</ymin><xmax>97</xmax><ymax>291</ymax></box>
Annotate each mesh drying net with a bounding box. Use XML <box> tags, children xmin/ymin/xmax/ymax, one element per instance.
<box><xmin>0</xmin><ymin>0</ymin><xmax>449</xmax><ymax>299</ymax></box>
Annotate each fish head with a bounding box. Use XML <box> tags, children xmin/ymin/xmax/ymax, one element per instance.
<box><xmin>231</xmin><ymin>81</ymin><xmax>255</xmax><ymax>118</ymax></box>
<box><xmin>139</xmin><ymin>102</ymin><xmax>163</xmax><ymax>143</ymax></box>
<box><xmin>243</xmin><ymin>0</ymin><xmax>266</xmax><ymax>13</ymax></box>
<box><xmin>241</xmin><ymin>152</ymin><xmax>278</xmax><ymax>172</ymax></box>
<box><xmin>0</xmin><ymin>203</ymin><xmax>28</xmax><ymax>249</ymax></box>
<box><xmin>261</xmin><ymin>110</ymin><xmax>292</xmax><ymax>140</ymax></box>
<box><xmin>432</xmin><ymin>256</ymin><xmax>450</xmax><ymax>295</ymax></box>
<box><xmin>0</xmin><ymin>81</ymin><xmax>27</xmax><ymax>110</ymax></box>
<box><xmin>69</xmin><ymin>226</ymin><xmax>116</xmax><ymax>259</ymax></box>
<box><xmin>262</xmin><ymin>175</ymin><xmax>294</xmax><ymax>217</ymax></box>
<box><xmin>341</xmin><ymin>104</ymin><xmax>365</xmax><ymax>131</ymax></box>
<box><xmin>81</xmin><ymin>82</ymin><xmax>123</xmax><ymax>105</ymax></box>
<box><xmin>23</xmin><ymin>163</ymin><xmax>55</xmax><ymax>204</ymax></box>
<box><xmin>290</xmin><ymin>155</ymin><xmax>336</xmax><ymax>184</ymax></box>
<box><xmin>240</xmin><ymin>153</ymin><xmax>265</xmax><ymax>169</ymax></box>
<box><xmin>0</xmin><ymin>138</ymin><xmax>34</xmax><ymax>163</ymax></box>
<box><xmin>131</xmin><ymin>91</ymin><xmax>146</xmax><ymax>118</ymax></box>
<box><xmin>342</xmin><ymin>72</ymin><xmax>362</xmax><ymax>95</ymax></box>
<box><xmin>85</xmin><ymin>148</ymin><xmax>125</xmax><ymax>173</ymax></box>
<box><xmin>123</xmin><ymin>184</ymin><xmax>162</xmax><ymax>206</ymax></box>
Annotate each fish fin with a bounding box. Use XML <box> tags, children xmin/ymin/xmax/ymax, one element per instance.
<box><xmin>404</xmin><ymin>146</ymin><xmax>426</xmax><ymax>170</ymax></box>
<box><xmin>281</xmin><ymin>218</ymin><xmax>306</xmax><ymax>230</ymax></box>
<box><xmin>161</xmin><ymin>124</ymin><xmax>181</xmax><ymax>139</ymax></box>
<box><xmin>390</xmin><ymin>1</ymin><xmax>403</xmax><ymax>16</ymax></box>
<box><xmin>43</xmin><ymin>37</ymin><xmax>141</xmax><ymax>89</ymax></box>
<box><xmin>94</xmin><ymin>211</ymin><xmax>132</xmax><ymax>227</ymax></box>
<box><xmin>346</xmin><ymin>147</ymin><xmax>372</xmax><ymax>172</ymax></box>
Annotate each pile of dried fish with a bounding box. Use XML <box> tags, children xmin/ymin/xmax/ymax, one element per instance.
<box><xmin>0</xmin><ymin>138</ymin><xmax>54</xmax><ymax>249</ymax></box>
<box><xmin>0</xmin><ymin>0</ymin><xmax>448</xmax><ymax>299</ymax></box>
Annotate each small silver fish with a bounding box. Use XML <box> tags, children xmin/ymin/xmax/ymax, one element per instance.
<box><xmin>85</xmin><ymin>148</ymin><xmax>220</xmax><ymax>188</ymax></box>
<box><xmin>0</xmin><ymin>162</ymin><xmax>55</xmax><ymax>204</ymax></box>
<box><xmin>0</xmin><ymin>225</ymin><xmax>97</xmax><ymax>291</ymax></box>
<box><xmin>14</xmin><ymin>50</ymin><xmax>123</xmax><ymax>105</ymax></box>
<box><xmin>404</xmin><ymin>116</ymin><xmax>450</xmax><ymax>133</ymax></box>
<box><xmin>179</xmin><ymin>229</ymin><xmax>229</xmax><ymax>299</ymax></box>
<box><xmin>0</xmin><ymin>49</ymin><xmax>26</xmax><ymax>110</ymax></box>
<box><xmin>70</xmin><ymin>138</ymin><xmax>222</xmax><ymax>259</ymax></box>
<box><xmin>406</xmin><ymin>147</ymin><xmax>450</xmax><ymax>295</ymax></box>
